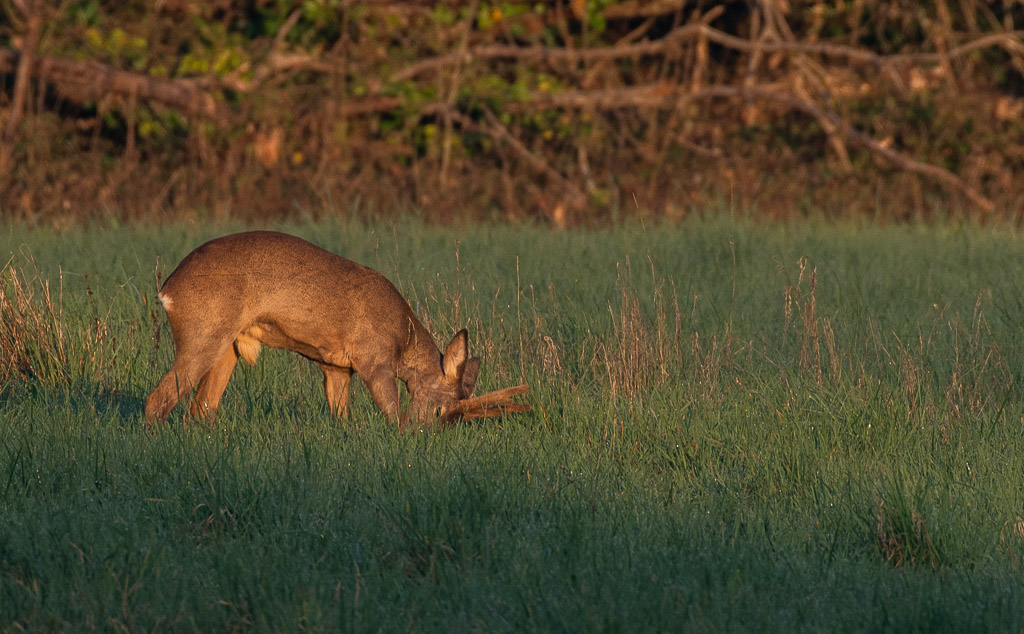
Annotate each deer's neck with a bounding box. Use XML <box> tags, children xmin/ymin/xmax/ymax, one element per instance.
<box><xmin>397</xmin><ymin>316</ymin><xmax>443</xmax><ymax>387</ymax></box>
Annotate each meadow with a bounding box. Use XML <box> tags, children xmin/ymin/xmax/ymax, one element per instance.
<box><xmin>3</xmin><ymin>216</ymin><xmax>1024</xmax><ymax>631</ymax></box>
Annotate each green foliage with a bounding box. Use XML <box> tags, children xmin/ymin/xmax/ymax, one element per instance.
<box><xmin>3</xmin><ymin>0</ymin><xmax>1021</xmax><ymax>221</ymax></box>
<box><xmin>83</xmin><ymin>26</ymin><xmax>148</xmax><ymax>69</ymax></box>
<box><xmin>4</xmin><ymin>216</ymin><xmax>1024</xmax><ymax>629</ymax></box>
<box><xmin>68</xmin><ymin>0</ymin><xmax>103</xmax><ymax>27</ymax></box>
<box><xmin>137</xmin><ymin>110</ymin><xmax>186</xmax><ymax>143</ymax></box>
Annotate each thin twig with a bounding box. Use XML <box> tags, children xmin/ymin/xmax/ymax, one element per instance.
<box><xmin>392</xmin><ymin>25</ymin><xmax>1024</xmax><ymax>81</ymax></box>
<box><xmin>529</xmin><ymin>83</ymin><xmax>994</xmax><ymax>212</ymax></box>
<box><xmin>444</xmin><ymin>108</ymin><xmax>587</xmax><ymax>208</ymax></box>
<box><xmin>1</xmin><ymin>8</ymin><xmax>41</xmax><ymax>175</ymax></box>
<box><xmin>439</xmin><ymin>0</ymin><xmax>479</xmax><ymax>188</ymax></box>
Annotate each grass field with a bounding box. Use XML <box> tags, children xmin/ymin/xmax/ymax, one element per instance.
<box><xmin>3</xmin><ymin>217</ymin><xmax>1024</xmax><ymax>631</ymax></box>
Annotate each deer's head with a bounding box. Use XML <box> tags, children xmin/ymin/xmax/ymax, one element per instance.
<box><xmin>407</xmin><ymin>329</ymin><xmax>481</xmax><ymax>421</ymax></box>
<box><xmin>404</xmin><ymin>329</ymin><xmax>529</xmax><ymax>430</ymax></box>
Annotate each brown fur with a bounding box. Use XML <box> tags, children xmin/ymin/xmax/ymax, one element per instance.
<box><xmin>144</xmin><ymin>231</ymin><xmax>484</xmax><ymax>426</ymax></box>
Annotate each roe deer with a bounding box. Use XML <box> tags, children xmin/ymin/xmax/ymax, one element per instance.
<box><xmin>144</xmin><ymin>231</ymin><xmax>529</xmax><ymax>429</ymax></box>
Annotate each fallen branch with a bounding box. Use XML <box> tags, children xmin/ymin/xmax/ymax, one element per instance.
<box><xmin>392</xmin><ymin>25</ymin><xmax>1024</xmax><ymax>81</ymax></box>
<box><xmin>0</xmin><ymin>47</ymin><xmax>220</xmax><ymax>119</ymax></box>
<box><xmin>218</xmin><ymin>51</ymin><xmax>337</xmax><ymax>92</ymax></box>
<box><xmin>602</xmin><ymin>0</ymin><xmax>688</xmax><ymax>20</ymax></box>
<box><xmin>444</xmin><ymin>108</ymin><xmax>587</xmax><ymax>208</ymax></box>
<box><xmin>0</xmin><ymin>44</ymin><xmax>412</xmax><ymax>123</ymax></box>
<box><xmin>244</xmin><ymin>78</ymin><xmax>992</xmax><ymax>212</ymax></box>
<box><xmin>528</xmin><ymin>83</ymin><xmax>995</xmax><ymax>213</ymax></box>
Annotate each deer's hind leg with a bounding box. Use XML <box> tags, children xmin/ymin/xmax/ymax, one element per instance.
<box><xmin>189</xmin><ymin>344</ymin><xmax>241</xmax><ymax>421</ymax></box>
<box><xmin>146</xmin><ymin>345</ymin><xmax>229</xmax><ymax>424</ymax></box>
<box><xmin>145</xmin><ymin>322</ymin><xmax>240</xmax><ymax>425</ymax></box>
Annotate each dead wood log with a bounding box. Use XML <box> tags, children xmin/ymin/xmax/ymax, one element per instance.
<box><xmin>602</xmin><ymin>0</ymin><xmax>688</xmax><ymax>20</ymax></box>
<box><xmin>0</xmin><ymin>47</ymin><xmax>220</xmax><ymax>119</ymax></box>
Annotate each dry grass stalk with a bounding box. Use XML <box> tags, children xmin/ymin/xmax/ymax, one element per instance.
<box><xmin>803</xmin><ymin>265</ymin><xmax>822</xmax><ymax>385</ymax></box>
<box><xmin>998</xmin><ymin>516</ymin><xmax>1024</xmax><ymax>568</ymax></box>
<box><xmin>598</xmin><ymin>260</ymin><xmax>688</xmax><ymax>406</ymax></box>
<box><xmin>540</xmin><ymin>335</ymin><xmax>562</xmax><ymax>376</ymax></box>
<box><xmin>649</xmin><ymin>257</ymin><xmax>676</xmax><ymax>383</ymax></box>
<box><xmin>603</xmin><ymin>283</ymin><xmax>658</xmax><ymax>403</ymax></box>
<box><xmin>875</xmin><ymin>499</ymin><xmax>939</xmax><ymax>569</ymax></box>
<box><xmin>942</xmin><ymin>301</ymin><xmax>1011</xmax><ymax>422</ymax></box>
<box><xmin>900</xmin><ymin>350</ymin><xmax>922</xmax><ymax>411</ymax></box>
<box><xmin>0</xmin><ymin>261</ymin><xmax>68</xmax><ymax>384</ymax></box>
<box><xmin>822</xmin><ymin>317</ymin><xmax>840</xmax><ymax>382</ymax></box>
<box><xmin>784</xmin><ymin>257</ymin><xmax>823</xmax><ymax>384</ymax></box>
<box><xmin>691</xmin><ymin>331</ymin><xmax>722</xmax><ymax>402</ymax></box>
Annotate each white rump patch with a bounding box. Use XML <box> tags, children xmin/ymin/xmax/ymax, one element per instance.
<box><xmin>157</xmin><ymin>291</ymin><xmax>172</xmax><ymax>311</ymax></box>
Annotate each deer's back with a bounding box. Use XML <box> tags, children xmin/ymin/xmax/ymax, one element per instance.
<box><xmin>160</xmin><ymin>231</ymin><xmax>416</xmax><ymax>345</ymax></box>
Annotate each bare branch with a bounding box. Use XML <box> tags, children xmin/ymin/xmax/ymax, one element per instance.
<box><xmin>444</xmin><ymin>108</ymin><xmax>587</xmax><ymax>209</ymax></box>
<box><xmin>0</xmin><ymin>11</ymin><xmax>40</xmax><ymax>175</ymax></box>
<box><xmin>0</xmin><ymin>47</ymin><xmax>220</xmax><ymax>119</ymax></box>
<box><xmin>210</xmin><ymin>72</ymin><xmax>994</xmax><ymax>212</ymax></box>
<box><xmin>273</xmin><ymin>9</ymin><xmax>303</xmax><ymax>51</ymax></box>
<box><xmin>392</xmin><ymin>25</ymin><xmax>1024</xmax><ymax>82</ymax></box>
<box><xmin>9</xmin><ymin>0</ymin><xmax>30</xmax><ymax>19</ymax></box>
<box><xmin>527</xmin><ymin>83</ymin><xmax>995</xmax><ymax>213</ymax></box>
<box><xmin>602</xmin><ymin>0</ymin><xmax>688</xmax><ymax>20</ymax></box>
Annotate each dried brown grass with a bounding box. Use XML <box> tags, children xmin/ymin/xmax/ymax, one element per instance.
<box><xmin>0</xmin><ymin>259</ymin><xmax>68</xmax><ymax>384</ymax></box>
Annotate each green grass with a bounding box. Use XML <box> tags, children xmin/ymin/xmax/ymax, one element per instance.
<box><xmin>3</xmin><ymin>217</ymin><xmax>1024</xmax><ymax>631</ymax></box>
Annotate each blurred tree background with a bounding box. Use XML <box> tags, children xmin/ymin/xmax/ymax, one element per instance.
<box><xmin>0</xmin><ymin>0</ymin><xmax>1022</xmax><ymax>226</ymax></box>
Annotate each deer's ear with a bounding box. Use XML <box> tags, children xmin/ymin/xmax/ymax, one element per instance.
<box><xmin>462</xmin><ymin>357</ymin><xmax>481</xmax><ymax>397</ymax></box>
<box><xmin>443</xmin><ymin>329</ymin><xmax>470</xmax><ymax>379</ymax></box>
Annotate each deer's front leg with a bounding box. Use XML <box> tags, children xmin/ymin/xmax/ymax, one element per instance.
<box><xmin>360</xmin><ymin>366</ymin><xmax>401</xmax><ymax>423</ymax></box>
<box><xmin>320</xmin><ymin>364</ymin><xmax>352</xmax><ymax>418</ymax></box>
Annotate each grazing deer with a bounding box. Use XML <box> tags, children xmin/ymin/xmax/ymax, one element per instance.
<box><xmin>145</xmin><ymin>231</ymin><xmax>529</xmax><ymax>429</ymax></box>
